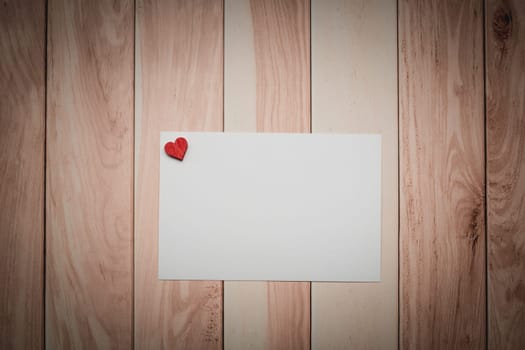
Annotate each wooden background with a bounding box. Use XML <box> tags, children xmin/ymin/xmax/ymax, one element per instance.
<box><xmin>1</xmin><ymin>0</ymin><xmax>524</xmax><ymax>349</ymax></box>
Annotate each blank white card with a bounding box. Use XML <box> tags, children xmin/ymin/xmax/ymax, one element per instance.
<box><xmin>159</xmin><ymin>132</ymin><xmax>381</xmax><ymax>281</ymax></box>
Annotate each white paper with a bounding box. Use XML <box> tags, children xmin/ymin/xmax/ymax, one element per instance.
<box><xmin>159</xmin><ymin>132</ymin><xmax>381</xmax><ymax>281</ymax></box>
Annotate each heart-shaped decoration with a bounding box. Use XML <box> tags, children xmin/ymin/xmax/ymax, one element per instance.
<box><xmin>165</xmin><ymin>137</ymin><xmax>188</xmax><ymax>161</ymax></box>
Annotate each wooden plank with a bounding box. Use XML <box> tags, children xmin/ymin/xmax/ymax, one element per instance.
<box><xmin>486</xmin><ymin>0</ymin><xmax>525</xmax><ymax>348</ymax></box>
<box><xmin>0</xmin><ymin>1</ymin><xmax>45</xmax><ymax>348</ymax></box>
<box><xmin>310</xmin><ymin>0</ymin><xmax>397</xmax><ymax>348</ymax></box>
<box><xmin>46</xmin><ymin>0</ymin><xmax>134</xmax><ymax>347</ymax></box>
<box><xmin>399</xmin><ymin>0</ymin><xmax>485</xmax><ymax>348</ymax></box>
<box><xmin>134</xmin><ymin>1</ymin><xmax>223</xmax><ymax>348</ymax></box>
<box><xmin>224</xmin><ymin>0</ymin><xmax>310</xmax><ymax>349</ymax></box>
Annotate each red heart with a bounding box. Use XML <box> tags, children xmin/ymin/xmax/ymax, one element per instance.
<box><xmin>164</xmin><ymin>137</ymin><xmax>188</xmax><ymax>161</ymax></box>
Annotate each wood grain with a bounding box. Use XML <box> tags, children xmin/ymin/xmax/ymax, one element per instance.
<box><xmin>250</xmin><ymin>0</ymin><xmax>310</xmax><ymax>133</ymax></box>
<box><xmin>224</xmin><ymin>0</ymin><xmax>310</xmax><ymax>349</ymax></box>
<box><xmin>486</xmin><ymin>0</ymin><xmax>525</xmax><ymax>348</ymax></box>
<box><xmin>46</xmin><ymin>0</ymin><xmax>134</xmax><ymax>347</ymax></box>
<box><xmin>134</xmin><ymin>1</ymin><xmax>223</xmax><ymax>348</ymax></box>
<box><xmin>310</xmin><ymin>0</ymin><xmax>398</xmax><ymax>348</ymax></box>
<box><xmin>0</xmin><ymin>0</ymin><xmax>45</xmax><ymax>348</ymax></box>
<box><xmin>399</xmin><ymin>0</ymin><xmax>486</xmax><ymax>348</ymax></box>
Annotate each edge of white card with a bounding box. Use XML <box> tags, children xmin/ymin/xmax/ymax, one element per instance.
<box><xmin>158</xmin><ymin>132</ymin><xmax>382</xmax><ymax>282</ymax></box>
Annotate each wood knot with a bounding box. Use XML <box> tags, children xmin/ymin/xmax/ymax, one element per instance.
<box><xmin>467</xmin><ymin>206</ymin><xmax>481</xmax><ymax>253</ymax></box>
<box><xmin>492</xmin><ymin>6</ymin><xmax>513</xmax><ymax>43</ymax></box>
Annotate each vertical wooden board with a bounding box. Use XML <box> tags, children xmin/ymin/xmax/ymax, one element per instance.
<box><xmin>224</xmin><ymin>0</ymin><xmax>256</xmax><ymax>132</ymax></box>
<box><xmin>250</xmin><ymin>0</ymin><xmax>310</xmax><ymax>133</ymax></box>
<box><xmin>486</xmin><ymin>0</ymin><xmax>525</xmax><ymax>348</ymax></box>
<box><xmin>399</xmin><ymin>0</ymin><xmax>485</xmax><ymax>348</ymax></box>
<box><xmin>134</xmin><ymin>0</ymin><xmax>223</xmax><ymax>348</ymax></box>
<box><xmin>224</xmin><ymin>0</ymin><xmax>310</xmax><ymax>349</ymax></box>
<box><xmin>310</xmin><ymin>0</ymin><xmax>398</xmax><ymax>349</ymax></box>
<box><xmin>0</xmin><ymin>0</ymin><xmax>45</xmax><ymax>348</ymax></box>
<box><xmin>46</xmin><ymin>0</ymin><xmax>134</xmax><ymax>348</ymax></box>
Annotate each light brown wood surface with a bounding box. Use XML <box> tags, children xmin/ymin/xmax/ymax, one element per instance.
<box><xmin>6</xmin><ymin>2</ymin><xmax>525</xmax><ymax>348</ymax></box>
<box><xmin>399</xmin><ymin>0</ymin><xmax>486</xmax><ymax>348</ymax></box>
<box><xmin>486</xmin><ymin>0</ymin><xmax>525</xmax><ymax>348</ymax></box>
<box><xmin>310</xmin><ymin>0</ymin><xmax>398</xmax><ymax>348</ymax></box>
<box><xmin>0</xmin><ymin>0</ymin><xmax>45</xmax><ymax>348</ymax></box>
<box><xmin>46</xmin><ymin>0</ymin><xmax>134</xmax><ymax>347</ymax></box>
<box><xmin>224</xmin><ymin>0</ymin><xmax>310</xmax><ymax>349</ymax></box>
<box><xmin>134</xmin><ymin>0</ymin><xmax>224</xmax><ymax>348</ymax></box>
